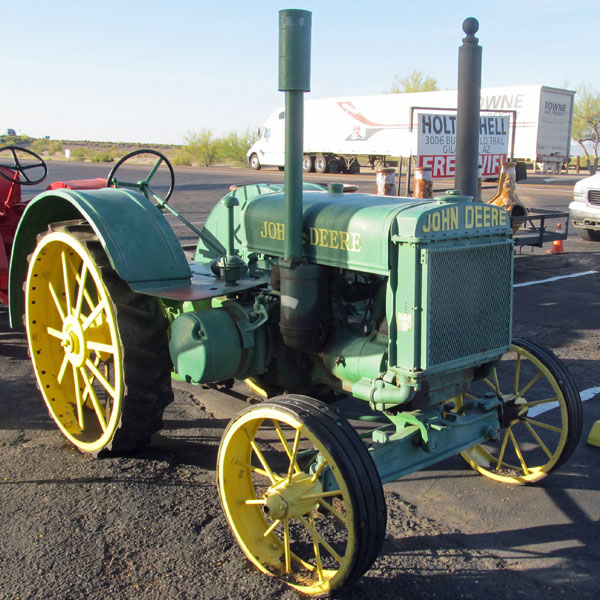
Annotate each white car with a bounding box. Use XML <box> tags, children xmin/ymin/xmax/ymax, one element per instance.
<box><xmin>569</xmin><ymin>172</ymin><xmax>600</xmax><ymax>241</ymax></box>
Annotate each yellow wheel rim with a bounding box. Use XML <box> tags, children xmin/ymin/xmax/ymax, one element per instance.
<box><xmin>458</xmin><ymin>343</ymin><xmax>569</xmax><ymax>484</ymax></box>
<box><xmin>25</xmin><ymin>232</ymin><xmax>123</xmax><ymax>452</ymax></box>
<box><xmin>218</xmin><ymin>406</ymin><xmax>357</xmax><ymax>596</ymax></box>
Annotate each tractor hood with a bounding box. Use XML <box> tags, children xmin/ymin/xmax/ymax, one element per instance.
<box><xmin>241</xmin><ymin>190</ymin><xmax>512</xmax><ymax>275</ymax></box>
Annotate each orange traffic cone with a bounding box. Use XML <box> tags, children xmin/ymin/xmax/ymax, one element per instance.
<box><xmin>547</xmin><ymin>223</ymin><xmax>565</xmax><ymax>254</ymax></box>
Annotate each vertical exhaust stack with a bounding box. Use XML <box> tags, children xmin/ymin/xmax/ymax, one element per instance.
<box><xmin>455</xmin><ymin>17</ymin><xmax>481</xmax><ymax>200</ymax></box>
<box><xmin>279</xmin><ymin>9</ymin><xmax>311</xmax><ymax>261</ymax></box>
<box><xmin>278</xmin><ymin>10</ymin><xmax>330</xmax><ymax>351</ymax></box>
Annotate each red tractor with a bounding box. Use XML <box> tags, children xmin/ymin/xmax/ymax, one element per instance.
<box><xmin>0</xmin><ymin>145</ymin><xmax>167</xmax><ymax>304</ymax></box>
<box><xmin>0</xmin><ymin>146</ymin><xmax>48</xmax><ymax>304</ymax></box>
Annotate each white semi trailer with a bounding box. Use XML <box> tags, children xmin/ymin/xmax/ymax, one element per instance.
<box><xmin>247</xmin><ymin>84</ymin><xmax>575</xmax><ymax>174</ymax></box>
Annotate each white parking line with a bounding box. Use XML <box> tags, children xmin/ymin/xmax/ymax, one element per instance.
<box><xmin>514</xmin><ymin>270</ymin><xmax>599</xmax><ymax>288</ymax></box>
<box><xmin>528</xmin><ymin>386</ymin><xmax>600</xmax><ymax>418</ymax></box>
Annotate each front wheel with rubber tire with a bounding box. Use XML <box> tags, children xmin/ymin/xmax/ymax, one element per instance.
<box><xmin>217</xmin><ymin>395</ymin><xmax>387</xmax><ymax>597</ymax></box>
<box><xmin>25</xmin><ymin>221</ymin><xmax>173</xmax><ymax>454</ymax></box>
<box><xmin>577</xmin><ymin>227</ymin><xmax>600</xmax><ymax>242</ymax></box>
<box><xmin>457</xmin><ymin>338</ymin><xmax>582</xmax><ymax>484</ymax></box>
<box><xmin>249</xmin><ymin>153</ymin><xmax>261</xmax><ymax>170</ymax></box>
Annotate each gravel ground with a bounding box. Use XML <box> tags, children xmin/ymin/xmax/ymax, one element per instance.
<box><xmin>3</xmin><ymin>385</ymin><xmax>586</xmax><ymax>600</ymax></box>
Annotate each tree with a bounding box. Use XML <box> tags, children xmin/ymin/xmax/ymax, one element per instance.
<box><xmin>388</xmin><ymin>69</ymin><xmax>439</xmax><ymax>93</ymax></box>
<box><xmin>572</xmin><ymin>84</ymin><xmax>600</xmax><ymax>172</ymax></box>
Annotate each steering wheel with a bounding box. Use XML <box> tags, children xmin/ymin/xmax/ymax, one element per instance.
<box><xmin>106</xmin><ymin>149</ymin><xmax>175</xmax><ymax>205</ymax></box>
<box><xmin>0</xmin><ymin>146</ymin><xmax>47</xmax><ymax>185</ymax></box>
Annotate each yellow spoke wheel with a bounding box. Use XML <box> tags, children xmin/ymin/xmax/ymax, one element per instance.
<box><xmin>217</xmin><ymin>395</ymin><xmax>386</xmax><ymax>597</ymax></box>
<box><xmin>25</xmin><ymin>221</ymin><xmax>173</xmax><ymax>454</ymax></box>
<box><xmin>457</xmin><ymin>338</ymin><xmax>582</xmax><ymax>484</ymax></box>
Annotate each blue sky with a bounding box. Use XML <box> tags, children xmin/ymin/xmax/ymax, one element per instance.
<box><xmin>2</xmin><ymin>0</ymin><xmax>597</xmax><ymax>145</ymax></box>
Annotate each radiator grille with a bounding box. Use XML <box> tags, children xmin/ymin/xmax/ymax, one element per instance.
<box><xmin>588</xmin><ymin>189</ymin><xmax>600</xmax><ymax>206</ymax></box>
<box><xmin>424</xmin><ymin>242</ymin><xmax>512</xmax><ymax>368</ymax></box>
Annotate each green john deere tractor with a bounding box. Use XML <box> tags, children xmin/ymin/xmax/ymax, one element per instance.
<box><xmin>7</xmin><ymin>10</ymin><xmax>582</xmax><ymax>598</ymax></box>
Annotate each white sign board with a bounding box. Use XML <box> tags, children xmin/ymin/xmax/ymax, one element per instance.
<box><xmin>416</xmin><ymin>113</ymin><xmax>510</xmax><ymax>178</ymax></box>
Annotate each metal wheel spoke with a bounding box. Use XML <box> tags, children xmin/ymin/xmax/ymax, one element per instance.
<box><xmin>463</xmin><ymin>392</ymin><xmax>478</xmax><ymax>402</ymax></box>
<box><xmin>48</xmin><ymin>281</ymin><xmax>66</xmax><ymax>321</ymax></box>
<box><xmin>524</xmin><ymin>421</ymin><xmax>554</xmax><ymax>459</ymax></box>
<box><xmin>310</xmin><ymin>457</ymin><xmax>328</xmax><ymax>482</ymax></box>
<box><xmin>243</xmin><ymin>428</ymin><xmax>277</xmax><ymax>483</ymax></box>
<box><xmin>515</xmin><ymin>371</ymin><xmax>543</xmax><ymax>402</ymax></box>
<box><xmin>508</xmin><ymin>427</ymin><xmax>529</xmax><ymax>474</ymax></box>
<box><xmin>68</xmin><ymin>259</ymin><xmax>95</xmax><ymax>315</ymax></box>
<box><xmin>523</xmin><ymin>397</ymin><xmax>558</xmax><ymax>408</ymax></box>
<box><xmin>243</xmin><ymin>498</ymin><xmax>266</xmax><ymax>506</ymax></box>
<box><xmin>300</xmin><ymin>490</ymin><xmax>342</xmax><ymax>501</ymax></box>
<box><xmin>72</xmin><ymin>365</ymin><xmax>84</xmax><ymax>429</ymax></box>
<box><xmin>82</xmin><ymin>300</ymin><xmax>106</xmax><ymax>331</ymax></box>
<box><xmin>61</xmin><ymin>251</ymin><xmax>73</xmax><ymax>314</ymax></box>
<box><xmin>272</xmin><ymin>420</ymin><xmax>300</xmax><ymax>474</ymax></box>
<box><xmin>300</xmin><ymin>515</ymin><xmax>325</xmax><ymax>582</ymax></box>
<box><xmin>74</xmin><ymin>262</ymin><xmax>88</xmax><ymax>318</ymax></box>
<box><xmin>85</xmin><ymin>358</ymin><xmax>117</xmax><ymax>400</ymax></box>
<box><xmin>57</xmin><ymin>353</ymin><xmax>70</xmax><ymax>384</ymax></box>
<box><xmin>494</xmin><ymin>428</ymin><xmax>511</xmax><ymax>471</ymax></box>
<box><xmin>46</xmin><ymin>326</ymin><xmax>64</xmax><ymax>340</ymax></box>
<box><xmin>301</xmin><ymin>514</ymin><xmax>343</xmax><ymax>567</ymax></box>
<box><xmin>483</xmin><ymin>376</ymin><xmax>497</xmax><ymax>393</ymax></box>
<box><xmin>318</xmin><ymin>499</ymin><xmax>347</xmax><ymax>525</ymax></box>
<box><xmin>263</xmin><ymin>518</ymin><xmax>281</xmax><ymax>538</ymax></box>
<box><xmin>86</xmin><ymin>340</ymin><xmax>116</xmax><ymax>355</ymax></box>
<box><xmin>79</xmin><ymin>367</ymin><xmax>108</xmax><ymax>432</ymax></box>
<box><xmin>514</xmin><ymin>354</ymin><xmax>521</xmax><ymax>395</ymax></box>
<box><xmin>522</xmin><ymin>417</ymin><xmax>562</xmax><ymax>433</ymax></box>
<box><xmin>284</xmin><ymin>519</ymin><xmax>292</xmax><ymax>573</ymax></box>
<box><xmin>287</xmin><ymin>427</ymin><xmax>302</xmax><ymax>483</ymax></box>
<box><xmin>232</xmin><ymin>458</ymin><xmax>272</xmax><ymax>480</ymax></box>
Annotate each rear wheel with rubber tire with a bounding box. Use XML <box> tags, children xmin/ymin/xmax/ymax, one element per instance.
<box><xmin>217</xmin><ymin>395</ymin><xmax>387</xmax><ymax>597</ymax></box>
<box><xmin>302</xmin><ymin>155</ymin><xmax>314</xmax><ymax>173</ymax></box>
<box><xmin>314</xmin><ymin>154</ymin><xmax>328</xmax><ymax>174</ymax></box>
<box><xmin>25</xmin><ymin>221</ymin><xmax>173</xmax><ymax>454</ymax></box>
<box><xmin>457</xmin><ymin>338</ymin><xmax>582</xmax><ymax>484</ymax></box>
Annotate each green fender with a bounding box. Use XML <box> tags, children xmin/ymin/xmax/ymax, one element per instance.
<box><xmin>9</xmin><ymin>187</ymin><xmax>191</xmax><ymax>328</ymax></box>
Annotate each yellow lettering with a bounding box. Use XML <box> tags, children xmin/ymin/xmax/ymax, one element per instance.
<box><xmin>318</xmin><ymin>228</ymin><xmax>328</xmax><ymax>248</ymax></box>
<box><xmin>309</xmin><ymin>227</ymin><xmax>319</xmax><ymax>245</ymax></box>
<box><xmin>475</xmin><ymin>205</ymin><xmax>483</xmax><ymax>228</ymax></box>
<box><xmin>276</xmin><ymin>222</ymin><xmax>285</xmax><ymax>240</ymax></box>
<box><xmin>499</xmin><ymin>210</ymin><xmax>508</xmax><ymax>227</ymax></box>
<box><xmin>260</xmin><ymin>221</ymin><xmax>268</xmax><ymax>238</ymax></box>
<box><xmin>465</xmin><ymin>206</ymin><xmax>473</xmax><ymax>228</ymax></box>
<box><xmin>423</xmin><ymin>214</ymin><xmax>431</xmax><ymax>233</ymax></box>
<box><xmin>431</xmin><ymin>212</ymin><xmax>440</xmax><ymax>231</ymax></box>
<box><xmin>441</xmin><ymin>209</ymin><xmax>450</xmax><ymax>231</ymax></box>
<box><xmin>450</xmin><ymin>207</ymin><xmax>459</xmax><ymax>230</ymax></box>
<box><xmin>339</xmin><ymin>231</ymin><xmax>350</xmax><ymax>250</ymax></box>
<box><xmin>329</xmin><ymin>230</ymin><xmax>339</xmax><ymax>249</ymax></box>
<box><xmin>490</xmin><ymin>208</ymin><xmax>498</xmax><ymax>227</ymax></box>
<box><xmin>483</xmin><ymin>205</ymin><xmax>491</xmax><ymax>227</ymax></box>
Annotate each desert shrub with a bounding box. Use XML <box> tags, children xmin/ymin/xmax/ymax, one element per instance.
<box><xmin>92</xmin><ymin>151</ymin><xmax>114</xmax><ymax>162</ymax></box>
<box><xmin>182</xmin><ymin>129</ymin><xmax>220</xmax><ymax>167</ymax></box>
<box><xmin>71</xmin><ymin>148</ymin><xmax>87</xmax><ymax>161</ymax></box>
